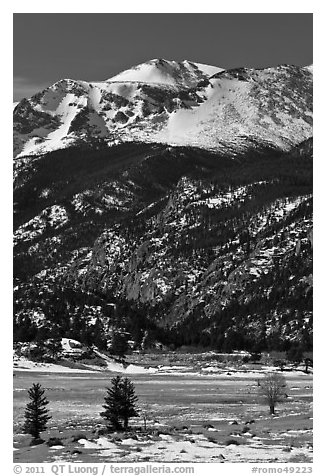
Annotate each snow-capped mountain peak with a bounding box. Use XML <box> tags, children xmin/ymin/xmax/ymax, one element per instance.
<box><xmin>106</xmin><ymin>58</ymin><xmax>224</xmax><ymax>87</ymax></box>
<box><xmin>13</xmin><ymin>60</ymin><xmax>312</xmax><ymax>158</ymax></box>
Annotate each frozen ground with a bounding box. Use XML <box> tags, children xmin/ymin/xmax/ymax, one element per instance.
<box><xmin>13</xmin><ymin>368</ymin><xmax>312</xmax><ymax>463</ymax></box>
<box><xmin>13</xmin><ymin>356</ymin><xmax>156</xmax><ymax>374</ymax></box>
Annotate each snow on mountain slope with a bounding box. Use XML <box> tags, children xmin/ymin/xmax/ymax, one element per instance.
<box><xmin>157</xmin><ymin>65</ymin><xmax>313</xmax><ymax>152</ymax></box>
<box><xmin>107</xmin><ymin>58</ymin><xmax>224</xmax><ymax>86</ymax></box>
<box><xmin>13</xmin><ymin>73</ymin><xmax>204</xmax><ymax>157</ymax></box>
<box><xmin>13</xmin><ymin>60</ymin><xmax>312</xmax><ymax>158</ymax></box>
<box><xmin>304</xmin><ymin>64</ymin><xmax>313</xmax><ymax>74</ymax></box>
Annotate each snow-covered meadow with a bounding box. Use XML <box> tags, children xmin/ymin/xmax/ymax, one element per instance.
<box><xmin>13</xmin><ymin>364</ymin><xmax>312</xmax><ymax>463</ymax></box>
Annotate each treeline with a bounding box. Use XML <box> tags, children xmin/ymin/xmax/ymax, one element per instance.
<box><xmin>13</xmin><ymin>284</ymin><xmax>168</xmax><ymax>350</ymax></box>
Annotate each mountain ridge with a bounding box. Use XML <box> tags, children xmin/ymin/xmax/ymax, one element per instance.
<box><xmin>106</xmin><ymin>58</ymin><xmax>224</xmax><ymax>84</ymax></box>
<box><xmin>14</xmin><ymin>139</ymin><xmax>312</xmax><ymax>352</ymax></box>
<box><xmin>13</xmin><ymin>58</ymin><xmax>313</xmax><ymax>354</ymax></box>
<box><xmin>13</xmin><ymin>59</ymin><xmax>312</xmax><ymax>159</ymax></box>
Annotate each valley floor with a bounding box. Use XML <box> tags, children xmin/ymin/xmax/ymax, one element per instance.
<box><xmin>13</xmin><ymin>364</ymin><xmax>313</xmax><ymax>463</ymax></box>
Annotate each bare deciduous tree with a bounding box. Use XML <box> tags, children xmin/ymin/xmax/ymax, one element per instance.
<box><xmin>259</xmin><ymin>372</ymin><xmax>287</xmax><ymax>414</ymax></box>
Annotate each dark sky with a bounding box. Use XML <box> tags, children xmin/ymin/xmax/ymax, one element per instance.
<box><xmin>13</xmin><ymin>13</ymin><xmax>313</xmax><ymax>101</ymax></box>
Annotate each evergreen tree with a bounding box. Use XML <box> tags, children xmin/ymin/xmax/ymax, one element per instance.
<box><xmin>100</xmin><ymin>376</ymin><xmax>139</xmax><ymax>430</ymax></box>
<box><xmin>13</xmin><ymin>316</ymin><xmax>38</xmax><ymax>342</ymax></box>
<box><xmin>110</xmin><ymin>332</ymin><xmax>129</xmax><ymax>358</ymax></box>
<box><xmin>91</xmin><ymin>318</ymin><xmax>107</xmax><ymax>350</ymax></box>
<box><xmin>45</xmin><ymin>338</ymin><xmax>63</xmax><ymax>361</ymax></box>
<box><xmin>286</xmin><ymin>344</ymin><xmax>304</xmax><ymax>363</ymax></box>
<box><xmin>22</xmin><ymin>383</ymin><xmax>52</xmax><ymax>440</ymax></box>
<box><xmin>120</xmin><ymin>377</ymin><xmax>139</xmax><ymax>429</ymax></box>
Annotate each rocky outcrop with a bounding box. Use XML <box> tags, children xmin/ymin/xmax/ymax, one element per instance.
<box><xmin>13</xmin><ymin>141</ymin><xmax>313</xmax><ymax>350</ymax></box>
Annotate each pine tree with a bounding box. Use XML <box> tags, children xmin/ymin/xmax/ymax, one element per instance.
<box><xmin>100</xmin><ymin>376</ymin><xmax>122</xmax><ymax>430</ymax></box>
<box><xmin>100</xmin><ymin>376</ymin><xmax>139</xmax><ymax>430</ymax></box>
<box><xmin>120</xmin><ymin>377</ymin><xmax>139</xmax><ymax>430</ymax></box>
<box><xmin>22</xmin><ymin>383</ymin><xmax>52</xmax><ymax>440</ymax></box>
<box><xmin>110</xmin><ymin>332</ymin><xmax>129</xmax><ymax>358</ymax></box>
<box><xmin>45</xmin><ymin>338</ymin><xmax>63</xmax><ymax>360</ymax></box>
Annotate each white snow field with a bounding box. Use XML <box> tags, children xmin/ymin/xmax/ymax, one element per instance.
<box><xmin>107</xmin><ymin>58</ymin><xmax>223</xmax><ymax>86</ymax></box>
<box><xmin>13</xmin><ymin>369</ymin><xmax>312</xmax><ymax>463</ymax></box>
<box><xmin>13</xmin><ymin>59</ymin><xmax>312</xmax><ymax>158</ymax></box>
<box><xmin>13</xmin><ymin>355</ymin><xmax>156</xmax><ymax>374</ymax></box>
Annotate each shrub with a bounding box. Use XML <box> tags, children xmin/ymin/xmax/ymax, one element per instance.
<box><xmin>204</xmin><ymin>424</ymin><xmax>214</xmax><ymax>429</ymax></box>
<box><xmin>250</xmin><ymin>352</ymin><xmax>262</xmax><ymax>362</ymax></box>
<box><xmin>29</xmin><ymin>437</ymin><xmax>44</xmax><ymax>446</ymax></box>
<box><xmin>47</xmin><ymin>437</ymin><xmax>63</xmax><ymax>447</ymax></box>
<box><xmin>282</xmin><ymin>446</ymin><xmax>292</xmax><ymax>452</ymax></box>
<box><xmin>207</xmin><ymin>436</ymin><xmax>217</xmax><ymax>443</ymax></box>
<box><xmin>28</xmin><ymin>345</ymin><xmax>46</xmax><ymax>362</ymax></box>
<box><xmin>287</xmin><ymin>345</ymin><xmax>304</xmax><ymax>363</ymax></box>
<box><xmin>71</xmin><ymin>433</ymin><xmax>87</xmax><ymax>442</ymax></box>
<box><xmin>242</xmin><ymin>426</ymin><xmax>251</xmax><ymax>433</ymax></box>
<box><xmin>96</xmin><ymin>428</ymin><xmax>108</xmax><ymax>436</ymax></box>
<box><xmin>225</xmin><ymin>439</ymin><xmax>240</xmax><ymax>446</ymax></box>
